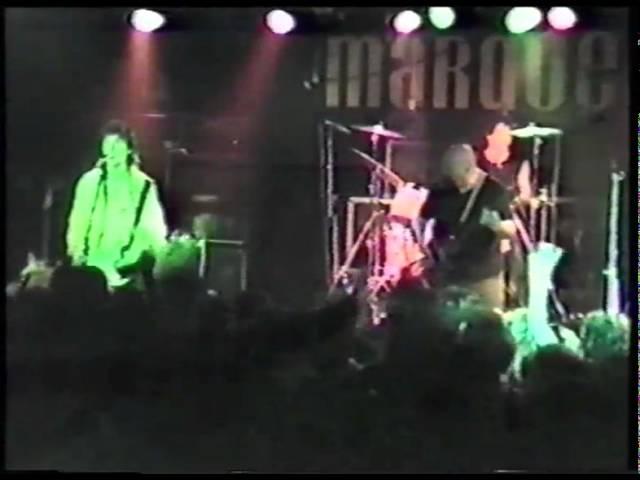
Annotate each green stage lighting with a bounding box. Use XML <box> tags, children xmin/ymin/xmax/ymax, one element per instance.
<box><xmin>504</xmin><ymin>7</ymin><xmax>543</xmax><ymax>34</ymax></box>
<box><xmin>427</xmin><ymin>7</ymin><xmax>456</xmax><ymax>30</ymax></box>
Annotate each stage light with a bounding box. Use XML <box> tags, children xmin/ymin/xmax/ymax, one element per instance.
<box><xmin>129</xmin><ymin>9</ymin><xmax>166</xmax><ymax>33</ymax></box>
<box><xmin>427</xmin><ymin>7</ymin><xmax>456</xmax><ymax>30</ymax></box>
<box><xmin>504</xmin><ymin>7</ymin><xmax>544</xmax><ymax>34</ymax></box>
<box><xmin>547</xmin><ymin>7</ymin><xmax>578</xmax><ymax>31</ymax></box>
<box><xmin>265</xmin><ymin>9</ymin><xmax>296</xmax><ymax>35</ymax></box>
<box><xmin>391</xmin><ymin>10</ymin><xmax>423</xmax><ymax>34</ymax></box>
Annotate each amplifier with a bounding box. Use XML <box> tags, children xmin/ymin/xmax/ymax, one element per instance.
<box><xmin>199</xmin><ymin>239</ymin><xmax>248</xmax><ymax>299</ymax></box>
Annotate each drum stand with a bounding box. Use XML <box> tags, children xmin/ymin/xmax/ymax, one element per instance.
<box><xmin>330</xmin><ymin>135</ymin><xmax>392</xmax><ymax>326</ymax></box>
<box><xmin>323</xmin><ymin>120</ymin><xmax>416</xmax><ymax>327</ymax></box>
<box><xmin>525</xmin><ymin>129</ymin><xmax>562</xmax><ymax>245</ymax></box>
<box><xmin>41</xmin><ymin>185</ymin><xmax>54</xmax><ymax>263</ymax></box>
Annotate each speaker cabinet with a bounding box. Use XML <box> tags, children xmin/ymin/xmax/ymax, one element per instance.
<box><xmin>200</xmin><ymin>239</ymin><xmax>248</xmax><ymax>299</ymax></box>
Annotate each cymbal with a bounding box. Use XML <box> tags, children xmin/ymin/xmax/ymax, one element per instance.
<box><xmin>510</xmin><ymin>123</ymin><xmax>563</xmax><ymax>138</ymax></box>
<box><xmin>351</xmin><ymin>124</ymin><xmax>405</xmax><ymax>139</ymax></box>
<box><xmin>513</xmin><ymin>195</ymin><xmax>575</xmax><ymax>207</ymax></box>
<box><xmin>140</xmin><ymin>112</ymin><xmax>168</xmax><ymax>118</ymax></box>
<box><xmin>191</xmin><ymin>194</ymin><xmax>219</xmax><ymax>204</ymax></box>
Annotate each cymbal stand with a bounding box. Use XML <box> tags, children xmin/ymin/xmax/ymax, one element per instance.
<box><xmin>549</xmin><ymin>135</ymin><xmax>562</xmax><ymax>245</ymax></box>
<box><xmin>528</xmin><ymin>132</ymin><xmax>562</xmax><ymax>245</ymax></box>
<box><xmin>368</xmin><ymin>133</ymin><xmax>382</xmax><ymax>273</ymax></box>
<box><xmin>529</xmin><ymin>136</ymin><xmax>543</xmax><ymax>243</ymax></box>
<box><xmin>539</xmin><ymin>187</ymin><xmax>549</xmax><ymax>242</ymax></box>
<box><xmin>366</xmin><ymin>132</ymin><xmax>390</xmax><ymax>325</ymax></box>
<box><xmin>330</xmin><ymin>210</ymin><xmax>386</xmax><ymax>294</ymax></box>
<box><xmin>41</xmin><ymin>185</ymin><xmax>54</xmax><ymax>263</ymax></box>
<box><xmin>330</xmin><ymin>140</ymin><xmax>392</xmax><ymax>326</ymax></box>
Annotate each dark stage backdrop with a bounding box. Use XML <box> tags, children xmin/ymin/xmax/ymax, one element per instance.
<box><xmin>6</xmin><ymin>8</ymin><xmax>630</xmax><ymax>311</ymax></box>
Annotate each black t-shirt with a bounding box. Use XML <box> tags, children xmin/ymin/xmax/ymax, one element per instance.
<box><xmin>422</xmin><ymin>175</ymin><xmax>512</xmax><ymax>282</ymax></box>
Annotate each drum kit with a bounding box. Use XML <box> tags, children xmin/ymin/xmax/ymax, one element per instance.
<box><xmin>322</xmin><ymin>122</ymin><xmax>432</xmax><ymax>325</ymax></box>
<box><xmin>321</xmin><ymin>119</ymin><xmax>569</xmax><ymax>326</ymax></box>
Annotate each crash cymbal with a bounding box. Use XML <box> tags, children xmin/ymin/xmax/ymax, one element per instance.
<box><xmin>140</xmin><ymin>112</ymin><xmax>168</xmax><ymax>118</ymax></box>
<box><xmin>191</xmin><ymin>194</ymin><xmax>219</xmax><ymax>204</ymax></box>
<box><xmin>510</xmin><ymin>123</ymin><xmax>563</xmax><ymax>138</ymax></box>
<box><xmin>351</xmin><ymin>124</ymin><xmax>406</xmax><ymax>139</ymax></box>
<box><xmin>513</xmin><ymin>195</ymin><xmax>576</xmax><ymax>207</ymax></box>
<box><xmin>139</xmin><ymin>112</ymin><xmax>201</xmax><ymax>118</ymax></box>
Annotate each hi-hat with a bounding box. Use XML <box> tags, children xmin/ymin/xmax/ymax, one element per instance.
<box><xmin>510</xmin><ymin>123</ymin><xmax>563</xmax><ymax>138</ymax></box>
<box><xmin>351</xmin><ymin>124</ymin><xmax>406</xmax><ymax>139</ymax></box>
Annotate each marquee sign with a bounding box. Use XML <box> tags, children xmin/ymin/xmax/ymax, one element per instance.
<box><xmin>324</xmin><ymin>31</ymin><xmax>620</xmax><ymax>112</ymax></box>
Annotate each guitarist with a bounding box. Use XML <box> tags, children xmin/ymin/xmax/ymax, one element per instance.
<box><xmin>422</xmin><ymin>144</ymin><xmax>516</xmax><ymax>309</ymax></box>
<box><xmin>65</xmin><ymin>120</ymin><xmax>169</xmax><ymax>290</ymax></box>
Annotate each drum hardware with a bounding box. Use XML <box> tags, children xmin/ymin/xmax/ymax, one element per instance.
<box><xmin>330</xmin><ymin>141</ymin><xmax>428</xmax><ymax>326</ymax></box>
<box><xmin>351</xmin><ymin>123</ymin><xmax>406</xmax><ymax>140</ymax></box>
<box><xmin>322</xmin><ymin>118</ymin><xmax>568</xmax><ymax>326</ymax></box>
<box><xmin>509</xmin><ymin>123</ymin><xmax>563</xmax><ymax>138</ymax></box>
<box><xmin>507</xmin><ymin>123</ymin><xmax>564</xmax><ymax>245</ymax></box>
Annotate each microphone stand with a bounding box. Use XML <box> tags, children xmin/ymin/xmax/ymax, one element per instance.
<box><xmin>604</xmin><ymin>170</ymin><xmax>625</xmax><ymax>317</ymax></box>
<box><xmin>41</xmin><ymin>184</ymin><xmax>54</xmax><ymax>263</ymax></box>
<box><xmin>367</xmin><ymin>129</ymin><xmax>389</xmax><ymax>325</ymax></box>
<box><xmin>368</xmin><ymin>133</ymin><xmax>382</xmax><ymax>279</ymax></box>
<box><xmin>529</xmin><ymin>135</ymin><xmax>542</xmax><ymax>243</ymax></box>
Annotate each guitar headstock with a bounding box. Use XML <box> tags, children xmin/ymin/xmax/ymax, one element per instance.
<box><xmin>611</xmin><ymin>171</ymin><xmax>625</xmax><ymax>182</ymax></box>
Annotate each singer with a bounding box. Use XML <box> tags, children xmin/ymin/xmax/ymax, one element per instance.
<box><xmin>65</xmin><ymin>120</ymin><xmax>169</xmax><ymax>290</ymax></box>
